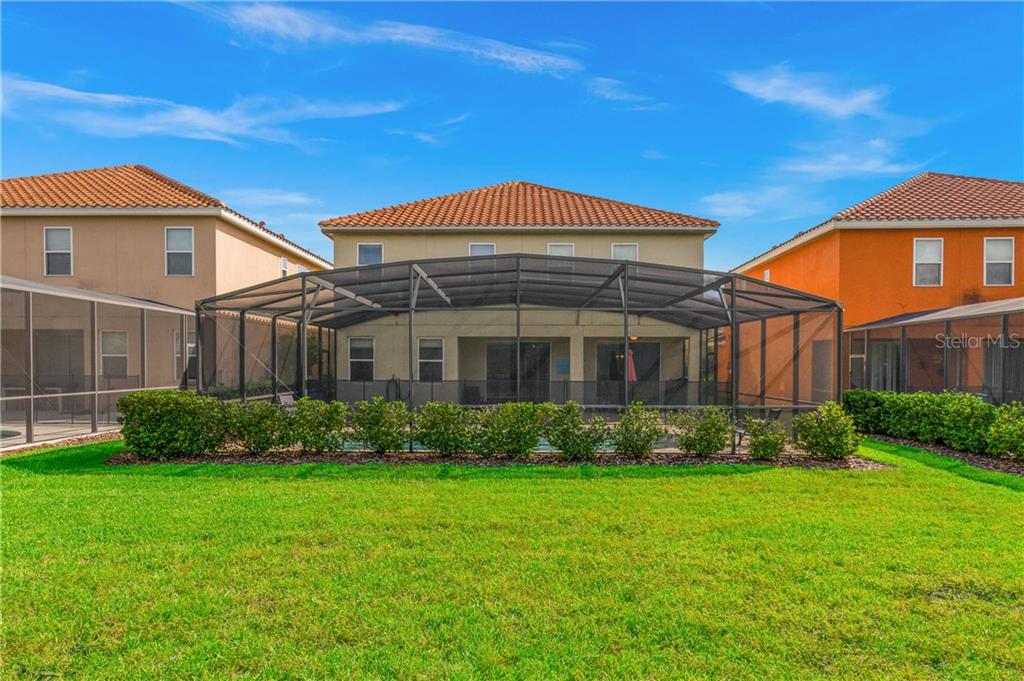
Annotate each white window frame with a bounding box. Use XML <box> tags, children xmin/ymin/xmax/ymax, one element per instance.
<box><xmin>99</xmin><ymin>330</ymin><xmax>129</xmax><ymax>376</ymax></box>
<box><xmin>43</xmin><ymin>226</ymin><xmax>73</xmax><ymax>277</ymax></box>
<box><xmin>174</xmin><ymin>329</ymin><xmax>198</xmax><ymax>380</ymax></box>
<box><xmin>348</xmin><ymin>337</ymin><xmax>374</xmax><ymax>381</ymax></box>
<box><xmin>912</xmin><ymin>237</ymin><xmax>943</xmax><ymax>287</ymax></box>
<box><xmin>468</xmin><ymin>242</ymin><xmax>496</xmax><ymax>257</ymax></box>
<box><xmin>165</xmin><ymin>226</ymin><xmax>195</xmax><ymax>277</ymax></box>
<box><xmin>984</xmin><ymin>237</ymin><xmax>1015</xmax><ymax>287</ymax></box>
<box><xmin>547</xmin><ymin>243</ymin><xmax>575</xmax><ymax>257</ymax></box>
<box><xmin>763</xmin><ymin>269</ymin><xmax>771</xmax><ymax>282</ymax></box>
<box><xmin>417</xmin><ymin>337</ymin><xmax>444</xmax><ymax>382</ymax></box>
<box><xmin>357</xmin><ymin>243</ymin><xmax>384</xmax><ymax>266</ymax></box>
<box><xmin>280</xmin><ymin>257</ymin><xmax>289</xmax><ymax>277</ymax></box>
<box><xmin>611</xmin><ymin>243</ymin><xmax>639</xmax><ymax>261</ymax></box>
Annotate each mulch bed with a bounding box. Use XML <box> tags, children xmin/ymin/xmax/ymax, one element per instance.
<box><xmin>106</xmin><ymin>443</ymin><xmax>887</xmax><ymax>470</ymax></box>
<box><xmin>868</xmin><ymin>434</ymin><xmax>1024</xmax><ymax>477</ymax></box>
<box><xmin>1</xmin><ymin>430</ymin><xmax>123</xmax><ymax>457</ymax></box>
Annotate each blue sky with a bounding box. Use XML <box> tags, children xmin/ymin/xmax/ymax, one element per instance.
<box><xmin>3</xmin><ymin>2</ymin><xmax>1022</xmax><ymax>269</ymax></box>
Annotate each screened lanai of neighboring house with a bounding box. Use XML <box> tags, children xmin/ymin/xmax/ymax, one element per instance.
<box><xmin>0</xmin><ymin>276</ymin><xmax>195</xmax><ymax>447</ymax></box>
<box><xmin>845</xmin><ymin>296</ymin><xmax>1024</xmax><ymax>404</ymax></box>
<box><xmin>196</xmin><ymin>254</ymin><xmax>844</xmax><ymax>415</ymax></box>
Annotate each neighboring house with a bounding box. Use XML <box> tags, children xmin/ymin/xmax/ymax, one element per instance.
<box><xmin>733</xmin><ymin>172</ymin><xmax>1023</xmax><ymax>328</ymax></box>
<box><xmin>1</xmin><ymin>164</ymin><xmax>330</xmax><ymax>310</ymax></box>
<box><xmin>0</xmin><ymin>165</ymin><xmax>330</xmax><ymax>439</ymax></box>
<box><xmin>314</xmin><ymin>181</ymin><xmax>721</xmax><ymax>403</ymax></box>
<box><xmin>733</xmin><ymin>171</ymin><xmax>1023</xmax><ymax>397</ymax></box>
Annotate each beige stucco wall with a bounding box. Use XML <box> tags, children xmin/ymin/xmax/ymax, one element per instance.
<box><xmin>328</xmin><ymin>230</ymin><xmax>707</xmax><ymax>269</ymax></box>
<box><xmin>0</xmin><ymin>213</ymin><xmax>327</xmax><ymax>309</ymax></box>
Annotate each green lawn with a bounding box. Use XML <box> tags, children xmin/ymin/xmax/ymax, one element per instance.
<box><xmin>2</xmin><ymin>440</ymin><xmax>1022</xmax><ymax>679</ymax></box>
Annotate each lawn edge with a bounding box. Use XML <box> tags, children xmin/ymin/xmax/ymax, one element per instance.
<box><xmin>861</xmin><ymin>437</ymin><xmax>1024</xmax><ymax>492</ymax></box>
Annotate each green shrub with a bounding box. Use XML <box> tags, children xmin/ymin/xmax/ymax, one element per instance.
<box><xmin>118</xmin><ymin>390</ymin><xmax>228</xmax><ymax>459</ymax></box>
<box><xmin>226</xmin><ymin>400</ymin><xmax>293</xmax><ymax>455</ymax></box>
<box><xmin>291</xmin><ymin>398</ymin><xmax>348</xmax><ymax>454</ymax></box>
<box><xmin>350</xmin><ymin>397</ymin><xmax>409</xmax><ymax>454</ymax></box>
<box><xmin>545</xmin><ymin>401</ymin><xmax>609</xmax><ymax>462</ymax></box>
<box><xmin>412</xmin><ymin>402</ymin><xmax>476</xmax><ymax>455</ymax></box>
<box><xmin>794</xmin><ymin>402</ymin><xmax>859</xmax><ymax>460</ymax></box>
<box><xmin>473</xmin><ymin>402</ymin><xmax>550</xmax><ymax>458</ymax></box>
<box><xmin>842</xmin><ymin>389</ymin><xmax>886</xmax><ymax>433</ymax></box>
<box><xmin>986</xmin><ymin>402</ymin><xmax>1024</xmax><ymax>459</ymax></box>
<box><xmin>875</xmin><ymin>391</ymin><xmax>944</xmax><ymax>443</ymax></box>
<box><xmin>672</xmin><ymin>407</ymin><xmax>732</xmax><ymax>456</ymax></box>
<box><xmin>611</xmin><ymin>402</ymin><xmax>665</xmax><ymax>458</ymax></box>
<box><xmin>938</xmin><ymin>392</ymin><xmax>996</xmax><ymax>454</ymax></box>
<box><xmin>745</xmin><ymin>417</ymin><xmax>788</xmax><ymax>460</ymax></box>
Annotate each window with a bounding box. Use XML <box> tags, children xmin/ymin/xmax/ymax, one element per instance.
<box><xmin>43</xmin><ymin>227</ymin><xmax>73</xmax><ymax>276</ymax></box>
<box><xmin>349</xmin><ymin>338</ymin><xmax>374</xmax><ymax>381</ymax></box>
<box><xmin>469</xmin><ymin>243</ymin><xmax>496</xmax><ymax>257</ymax></box>
<box><xmin>547</xmin><ymin>243</ymin><xmax>574</xmax><ymax>257</ymax></box>
<box><xmin>100</xmin><ymin>331</ymin><xmax>129</xmax><ymax>377</ymax></box>
<box><xmin>357</xmin><ymin>243</ymin><xmax>383</xmax><ymax>266</ymax></box>
<box><xmin>611</xmin><ymin>243</ymin><xmax>639</xmax><ymax>261</ymax></box>
<box><xmin>165</xmin><ymin>227</ymin><xmax>194</xmax><ymax>276</ymax></box>
<box><xmin>985</xmin><ymin>237</ymin><xmax>1014</xmax><ymax>286</ymax></box>
<box><xmin>763</xmin><ymin>269</ymin><xmax>771</xmax><ymax>282</ymax></box>
<box><xmin>913</xmin><ymin>238</ymin><xmax>942</xmax><ymax>287</ymax></box>
<box><xmin>174</xmin><ymin>330</ymin><xmax>197</xmax><ymax>382</ymax></box>
<box><xmin>418</xmin><ymin>338</ymin><xmax>443</xmax><ymax>382</ymax></box>
<box><xmin>280</xmin><ymin>257</ymin><xmax>289</xmax><ymax>277</ymax></box>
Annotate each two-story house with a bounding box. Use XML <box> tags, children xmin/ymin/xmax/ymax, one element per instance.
<box><xmin>733</xmin><ymin>172</ymin><xmax>1023</xmax><ymax>398</ymax></box>
<box><xmin>315</xmin><ymin>181</ymin><xmax>721</xmax><ymax>404</ymax></box>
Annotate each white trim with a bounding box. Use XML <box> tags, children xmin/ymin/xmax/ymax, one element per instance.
<box><xmin>611</xmin><ymin>242</ymin><xmax>639</xmax><ymax>261</ymax></box>
<box><xmin>983</xmin><ymin>236</ymin><xmax>1015</xmax><ymax>287</ymax></box>
<box><xmin>762</xmin><ymin>269</ymin><xmax>770</xmax><ymax>282</ymax></box>
<box><xmin>468</xmin><ymin>242</ymin><xmax>497</xmax><ymax>256</ymax></box>
<box><xmin>280</xmin><ymin>256</ymin><xmax>289</xmax><ymax>277</ymax></box>
<box><xmin>348</xmin><ymin>337</ymin><xmax>374</xmax><ymax>380</ymax></box>
<box><xmin>912</xmin><ymin>237</ymin><xmax>943</xmax><ymax>287</ymax></box>
<box><xmin>164</xmin><ymin>226</ymin><xmax>195</xmax><ymax>277</ymax></box>
<box><xmin>42</xmin><ymin>226</ymin><xmax>73</xmax><ymax>277</ymax></box>
<box><xmin>2</xmin><ymin>207</ymin><xmax>330</xmax><ymax>268</ymax></box>
<box><xmin>546</xmin><ymin>242</ymin><xmax>575</xmax><ymax>257</ymax></box>
<box><xmin>356</xmin><ymin>242</ymin><xmax>384</xmax><ymax>266</ymax></box>
<box><xmin>417</xmin><ymin>337</ymin><xmax>444</xmax><ymax>382</ymax></box>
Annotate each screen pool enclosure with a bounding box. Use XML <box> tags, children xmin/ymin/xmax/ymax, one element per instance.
<box><xmin>195</xmin><ymin>254</ymin><xmax>843</xmax><ymax>412</ymax></box>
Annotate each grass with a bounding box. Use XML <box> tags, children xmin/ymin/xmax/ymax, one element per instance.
<box><xmin>2</xmin><ymin>441</ymin><xmax>1022</xmax><ymax>679</ymax></box>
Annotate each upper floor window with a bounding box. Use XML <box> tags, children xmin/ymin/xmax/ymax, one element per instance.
<box><xmin>763</xmin><ymin>269</ymin><xmax>771</xmax><ymax>282</ymax></box>
<box><xmin>469</xmin><ymin>243</ymin><xmax>496</xmax><ymax>257</ymax></box>
<box><xmin>165</xmin><ymin>227</ymin><xmax>194</xmax><ymax>276</ymax></box>
<box><xmin>612</xmin><ymin>243</ymin><xmax>639</xmax><ymax>261</ymax></box>
<box><xmin>280</xmin><ymin>257</ymin><xmax>289</xmax><ymax>277</ymax></box>
<box><xmin>984</xmin><ymin>237</ymin><xmax>1014</xmax><ymax>286</ymax></box>
<box><xmin>547</xmin><ymin>243</ymin><xmax>574</xmax><ymax>257</ymax></box>
<box><xmin>913</xmin><ymin>238</ymin><xmax>942</xmax><ymax>287</ymax></box>
<box><xmin>418</xmin><ymin>338</ymin><xmax>444</xmax><ymax>382</ymax></box>
<box><xmin>43</xmin><ymin>227</ymin><xmax>73</xmax><ymax>276</ymax></box>
<box><xmin>357</xmin><ymin>243</ymin><xmax>383</xmax><ymax>266</ymax></box>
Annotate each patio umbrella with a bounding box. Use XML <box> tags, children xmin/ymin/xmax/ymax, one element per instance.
<box><xmin>626</xmin><ymin>348</ymin><xmax>638</xmax><ymax>382</ymax></box>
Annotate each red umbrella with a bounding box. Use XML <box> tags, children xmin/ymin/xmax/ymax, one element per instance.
<box><xmin>626</xmin><ymin>348</ymin><xmax>638</xmax><ymax>382</ymax></box>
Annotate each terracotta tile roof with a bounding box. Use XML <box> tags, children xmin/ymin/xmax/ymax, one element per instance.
<box><xmin>319</xmin><ymin>181</ymin><xmax>719</xmax><ymax>229</ymax></box>
<box><xmin>833</xmin><ymin>171</ymin><xmax>1024</xmax><ymax>222</ymax></box>
<box><xmin>1</xmin><ymin>165</ymin><xmax>329</xmax><ymax>265</ymax></box>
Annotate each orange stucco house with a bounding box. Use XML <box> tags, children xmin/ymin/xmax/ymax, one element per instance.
<box><xmin>733</xmin><ymin>172</ymin><xmax>1023</xmax><ymax>328</ymax></box>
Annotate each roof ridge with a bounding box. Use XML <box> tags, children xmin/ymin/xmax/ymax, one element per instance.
<box><xmin>918</xmin><ymin>170</ymin><xmax>1024</xmax><ymax>186</ymax></box>
<box><xmin>832</xmin><ymin>172</ymin><xmax>933</xmax><ymax>220</ymax></box>
<box><xmin>0</xmin><ymin>163</ymin><xmax>138</xmax><ymax>183</ymax></box>
<box><xmin>320</xmin><ymin>180</ymin><xmax>719</xmax><ymax>227</ymax></box>
<box><xmin>129</xmin><ymin>164</ymin><xmax>223</xmax><ymax>208</ymax></box>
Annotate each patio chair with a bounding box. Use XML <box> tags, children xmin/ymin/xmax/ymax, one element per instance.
<box><xmin>732</xmin><ymin>408</ymin><xmax>782</xmax><ymax>454</ymax></box>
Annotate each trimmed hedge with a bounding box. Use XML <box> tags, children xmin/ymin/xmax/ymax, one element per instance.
<box><xmin>473</xmin><ymin>402</ymin><xmax>551</xmax><ymax>458</ymax></box>
<box><xmin>545</xmin><ymin>401</ymin><xmax>609</xmax><ymax>462</ymax></box>
<box><xmin>842</xmin><ymin>389</ymin><xmax>1017</xmax><ymax>457</ymax></box>
<box><xmin>118</xmin><ymin>390</ymin><xmax>228</xmax><ymax>460</ymax></box>
<box><xmin>672</xmin><ymin>407</ymin><xmax>732</xmax><ymax>456</ymax></box>
<box><xmin>794</xmin><ymin>402</ymin><xmax>860</xmax><ymax>460</ymax></box>
<box><xmin>745</xmin><ymin>417</ymin><xmax>788</xmax><ymax>460</ymax></box>
<box><xmin>610</xmin><ymin>402</ymin><xmax>665</xmax><ymax>458</ymax></box>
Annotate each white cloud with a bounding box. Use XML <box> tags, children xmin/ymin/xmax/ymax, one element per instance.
<box><xmin>641</xmin><ymin>149</ymin><xmax>669</xmax><ymax>161</ymax></box>
<box><xmin>219</xmin><ymin>188</ymin><xmax>320</xmax><ymax>207</ymax></box>
<box><xmin>726</xmin><ymin>65</ymin><xmax>886</xmax><ymax>119</ymax></box>
<box><xmin>214</xmin><ymin>4</ymin><xmax>582</xmax><ymax>76</ymax></box>
<box><xmin>2</xmin><ymin>73</ymin><xmax>404</xmax><ymax>145</ymax></box>
<box><xmin>439</xmin><ymin>112</ymin><xmax>471</xmax><ymax>127</ymax></box>
<box><xmin>587</xmin><ymin>77</ymin><xmax>648</xmax><ymax>103</ymax></box>
<box><xmin>387</xmin><ymin>129</ymin><xmax>440</xmax><ymax>145</ymax></box>
<box><xmin>781</xmin><ymin>138</ymin><xmax>925</xmax><ymax>179</ymax></box>
<box><xmin>701</xmin><ymin>185</ymin><xmax>827</xmax><ymax>221</ymax></box>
